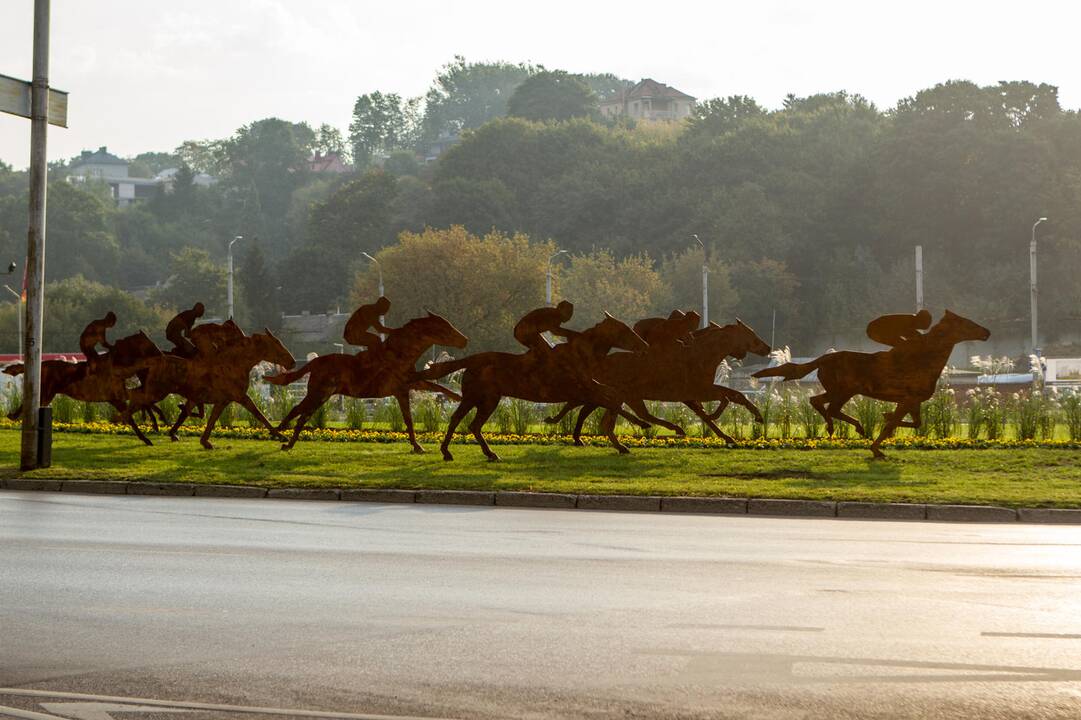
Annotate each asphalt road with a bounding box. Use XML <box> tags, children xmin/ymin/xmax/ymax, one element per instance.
<box><xmin>2</xmin><ymin>491</ymin><xmax>1081</xmax><ymax>720</ymax></box>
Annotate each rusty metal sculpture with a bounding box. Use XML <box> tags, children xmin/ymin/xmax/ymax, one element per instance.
<box><xmin>5</xmin><ymin>327</ymin><xmax>163</xmax><ymax>443</ymax></box>
<box><xmin>418</xmin><ymin>308</ymin><xmax>649</xmax><ymax>461</ymax></box>
<box><xmin>126</xmin><ymin>326</ymin><xmax>294</xmax><ymax>449</ymax></box>
<box><xmin>753</xmin><ymin>310</ymin><xmax>990</xmax><ymax>458</ymax></box>
<box><xmin>545</xmin><ymin>317</ymin><xmax>770</xmax><ymax>444</ymax></box>
<box><xmin>267</xmin><ymin>310</ymin><xmax>468</xmax><ymax>452</ymax></box>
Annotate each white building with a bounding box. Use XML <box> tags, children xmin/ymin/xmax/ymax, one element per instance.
<box><xmin>599</xmin><ymin>79</ymin><xmax>696</xmax><ymax>122</ymax></box>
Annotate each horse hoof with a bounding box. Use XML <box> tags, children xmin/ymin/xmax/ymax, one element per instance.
<box><xmin>442</xmin><ymin>452</ymin><xmax>453</xmax><ymax>462</ymax></box>
<box><xmin>544</xmin><ymin>416</ymin><xmax>558</xmax><ymax>424</ymax></box>
<box><xmin>486</xmin><ymin>453</ymin><xmax>501</xmax><ymax>463</ymax></box>
<box><xmin>617</xmin><ymin>447</ymin><xmax>631</xmax><ymax>455</ymax></box>
<box><xmin>675</xmin><ymin>429</ymin><xmax>686</xmax><ymax>437</ymax></box>
<box><xmin>280</xmin><ymin>444</ymin><xmax>292</xmax><ymax>452</ymax></box>
<box><xmin>201</xmin><ymin>444</ymin><xmax>213</xmax><ymax>451</ymax></box>
<box><xmin>412</xmin><ymin>446</ymin><xmax>425</xmax><ymax>454</ymax></box>
<box><xmin>870</xmin><ymin>449</ymin><xmax>887</xmax><ymax>460</ymax></box>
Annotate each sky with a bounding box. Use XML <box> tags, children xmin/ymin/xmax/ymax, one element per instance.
<box><xmin>1</xmin><ymin>0</ymin><xmax>1078</xmax><ymax>168</ymax></box>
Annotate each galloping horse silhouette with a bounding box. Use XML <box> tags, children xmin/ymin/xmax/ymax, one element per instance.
<box><xmin>266</xmin><ymin>312</ymin><xmax>468</xmax><ymax>452</ymax></box>
<box><xmin>418</xmin><ymin>314</ymin><xmax>649</xmax><ymax>461</ymax></box>
<box><xmin>126</xmin><ymin>329</ymin><xmax>294</xmax><ymax>449</ymax></box>
<box><xmin>4</xmin><ymin>331</ymin><xmax>163</xmax><ymax>444</ymax></box>
<box><xmin>546</xmin><ymin>319</ymin><xmax>771</xmax><ymax>444</ymax></box>
<box><xmin>753</xmin><ymin>310</ymin><xmax>990</xmax><ymax>458</ymax></box>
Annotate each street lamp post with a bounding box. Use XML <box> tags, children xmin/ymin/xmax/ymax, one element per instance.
<box><xmin>227</xmin><ymin>235</ymin><xmax>242</xmax><ymax>320</ymax></box>
<box><xmin>693</xmin><ymin>235</ymin><xmax>708</xmax><ymax>328</ymax></box>
<box><xmin>1031</xmin><ymin>217</ymin><xmax>1047</xmax><ymax>353</ymax></box>
<box><xmin>546</xmin><ymin>249</ymin><xmax>567</xmax><ymax>306</ymax></box>
<box><xmin>362</xmin><ymin>252</ymin><xmax>385</xmax><ymax>339</ymax></box>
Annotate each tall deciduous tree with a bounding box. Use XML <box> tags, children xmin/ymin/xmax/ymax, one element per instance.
<box><xmin>507</xmin><ymin>71</ymin><xmax>598</xmax><ymax>122</ymax></box>
<box><xmin>420</xmin><ymin>56</ymin><xmax>535</xmax><ymax>143</ymax></box>
<box><xmin>558</xmin><ymin>249</ymin><xmax>666</xmax><ymax>328</ymax></box>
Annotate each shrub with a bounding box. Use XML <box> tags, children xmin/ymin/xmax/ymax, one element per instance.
<box><xmin>344</xmin><ymin>398</ymin><xmax>366</xmax><ymax>429</ymax></box>
<box><xmin>415</xmin><ymin>395</ymin><xmax>444</xmax><ymax>433</ymax></box>
<box><xmin>374</xmin><ymin>399</ymin><xmax>404</xmax><ymax>431</ymax></box>
<box><xmin>52</xmin><ymin>395</ymin><xmax>77</xmax><ymax>424</ymax></box>
<box><xmin>851</xmin><ymin>396</ymin><xmax>886</xmax><ymax>439</ymax></box>
<box><xmin>1060</xmin><ymin>389</ymin><xmax>1081</xmax><ymax>441</ymax></box>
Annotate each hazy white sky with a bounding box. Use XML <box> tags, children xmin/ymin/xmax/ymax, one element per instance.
<box><xmin>1</xmin><ymin>0</ymin><xmax>1078</xmax><ymax>168</ymax></box>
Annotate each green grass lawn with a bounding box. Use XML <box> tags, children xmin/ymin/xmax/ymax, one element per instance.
<box><xmin>2</xmin><ymin>428</ymin><xmax>1080</xmax><ymax>508</ymax></box>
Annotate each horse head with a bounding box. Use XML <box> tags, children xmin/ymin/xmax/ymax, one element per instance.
<box><xmin>256</xmin><ymin>328</ymin><xmax>296</xmax><ymax>370</ymax></box>
<box><xmin>734</xmin><ymin>319</ymin><xmax>771</xmax><ymax>358</ymax></box>
<box><xmin>595</xmin><ymin>312</ymin><xmax>648</xmax><ymax>353</ymax></box>
<box><xmin>111</xmin><ymin>330</ymin><xmax>163</xmax><ymax>366</ymax></box>
<box><xmin>935</xmin><ymin>310</ymin><xmax>991</xmax><ymax>344</ymax></box>
<box><xmin>421</xmin><ymin>311</ymin><xmax>469</xmax><ymax>349</ymax></box>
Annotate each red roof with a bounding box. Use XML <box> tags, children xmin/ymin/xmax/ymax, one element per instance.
<box><xmin>601</xmin><ymin>78</ymin><xmax>696</xmax><ymax>105</ymax></box>
<box><xmin>0</xmin><ymin>353</ymin><xmax>83</xmax><ymax>364</ymax></box>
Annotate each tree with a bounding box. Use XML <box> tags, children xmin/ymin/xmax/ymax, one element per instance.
<box><xmin>558</xmin><ymin>249</ymin><xmax>666</xmax><ymax>328</ymax></box>
<box><xmin>151</xmin><ymin>247</ymin><xmax>227</xmax><ymax>317</ymax></box>
<box><xmin>507</xmin><ymin>71</ymin><xmax>597</xmax><ymax>122</ymax></box>
<box><xmin>314</xmin><ymin>123</ymin><xmax>346</xmax><ymax>158</ymax></box>
<box><xmin>350</xmin><ymin>226</ymin><xmax>554</xmax><ymax>353</ymax></box>
<box><xmin>659</xmin><ymin>246</ymin><xmax>738</xmax><ymax>322</ymax></box>
<box><xmin>348</xmin><ymin>92</ymin><xmax>419</xmax><ymax>166</ymax></box>
<box><xmin>420</xmin><ymin>56</ymin><xmax>535</xmax><ymax>143</ymax></box>
<box><xmin>239</xmin><ymin>240</ymin><xmax>278</xmax><ymax>331</ymax></box>
<box><xmin>0</xmin><ymin>275</ymin><xmax>172</xmax><ymax>353</ymax></box>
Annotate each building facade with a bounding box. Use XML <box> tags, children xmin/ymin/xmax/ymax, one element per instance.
<box><xmin>599</xmin><ymin>79</ymin><xmax>696</xmax><ymax>122</ymax></box>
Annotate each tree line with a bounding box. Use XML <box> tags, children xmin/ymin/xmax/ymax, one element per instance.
<box><xmin>0</xmin><ymin>61</ymin><xmax>1078</xmax><ymax>356</ymax></box>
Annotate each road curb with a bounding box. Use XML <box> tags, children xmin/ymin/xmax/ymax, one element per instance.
<box><xmin>749</xmin><ymin>498</ymin><xmax>837</xmax><ymax>517</ymax></box>
<box><xmin>3</xmin><ymin>481</ymin><xmax>1080</xmax><ymax>524</ymax></box>
<box><xmin>926</xmin><ymin>504</ymin><xmax>1018</xmax><ymax>523</ymax></box>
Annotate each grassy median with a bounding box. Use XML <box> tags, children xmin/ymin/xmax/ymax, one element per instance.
<box><xmin>2</xmin><ymin>428</ymin><xmax>1081</xmax><ymax>508</ymax></box>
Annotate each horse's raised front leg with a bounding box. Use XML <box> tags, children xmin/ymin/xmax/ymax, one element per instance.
<box><xmin>705</xmin><ymin>385</ymin><xmax>762</xmax><ymax>423</ymax></box>
<box><xmin>572</xmin><ymin>404</ymin><xmax>596</xmax><ymax>446</ymax></box>
<box><xmin>627</xmin><ymin>399</ymin><xmax>683</xmax><ymax>436</ymax></box>
<box><xmin>200</xmin><ymin>403</ymin><xmax>227</xmax><ymax>450</ymax></box>
<box><xmin>237</xmin><ymin>394</ymin><xmax>286</xmax><ymax>442</ymax></box>
<box><xmin>685</xmin><ymin>401</ymin><xmax>737</xmax><ymax>445</ymax></box>
<box><xmin>544</xmin><ymin>402</ymin><xmax>577</xmax><ymax>425</ymax></box>
<box><xmin>810</xmin><ymin>393</ymin><xmax>833</xmax><ymax>436</ymax></box>
<box><xmin>167</xmin><ymin>401</ymin><xmax>192</xmax><ymax>442</ymax></box>
<box><xmin>412</xmin><ymin>380</ymin><xmax>461</xmax><ymax>403</ymax></box>
<box><xmin>829</xmin><ymin>395</ymin><xmax>865</xmax><ymax>437</ymax></box>
<box><xmin>397</xmin><ymin>392</ymin><xmax>424</xmax><ymax>454</ymax></box>
<box><xmin>120</xmin><ymin>402</ymin><xmax>153</xmax><ymax>446</ymax></box>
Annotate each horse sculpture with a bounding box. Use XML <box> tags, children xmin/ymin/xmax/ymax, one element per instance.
<box><xmin>266</xmin><ymin>312</ymin><xmax>469</xmax><ymax>452</ymax></box>
<box><xmin>126</xmin><ymin>328</ymin><xmax>295</xmax><ymax>449</ymax></box>
<box><xmin>546</xmin><ymin>319</ymin><xmax>771</xmax><ymax>444</ymax></box>
<box><xmin>753</xmin><ymin>310</ymin><xmax>990</xmax><ymax>458</ymax></box>
<box><xmin>4</xmin><ymin>331</ymin><xmax>164</xmax><ymax>444</ymax></box>
<box><xmin>418</xmin><ymin>313</ymin><xmax>649</xmax><ymax>461</ymax></box>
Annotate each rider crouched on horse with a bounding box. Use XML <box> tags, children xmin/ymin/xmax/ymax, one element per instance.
<box><xmin>344</xmin><ymin>296</ymin><xmax>392</xmax><ymax>355</ymax></box>
<box><xmin>513</xmin><ymin>300</ymin><xmax>579</xmax><ymax>354</ymax></box>
<box><xmin>866</xmin><ymin>309</ymin><xmax>932</xmax><ymax>349</ymax></box>
<box><xmin>165</xmin><ymin>302</ymin><xmax>205</xmax><ymax>358</ymax></box>
<box><xmin>80</xmin><ymin>311</ymin><xmax>117</xmax><ymax>373</ymax></box>
<box><xmin>634</xmin><ymin>309</ymin><xmax>700</xmax><ymax>349</ymax></box>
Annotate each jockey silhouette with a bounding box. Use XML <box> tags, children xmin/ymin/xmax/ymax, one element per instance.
<box><xmin>514</xmin><ymin>300</ymin><xmax>578</xmax><ymax>353</ymax></box>
<box><xmin>165</xmin><ymin>302</ymin><xmax>205</xmax><ymax>358</ymax></box>
<box><xmin>344</xmin><ymin>296</ymin><xmax>391</xmax><ymax>352</ymax></box>
<box><xmin>635</xmin><ymin>309</ymin><xmax>701</xmax><ymax>348</ymax></box>
<box><xmin>80</xmin><ymin>311</ymin><xmax>117</xmax><ymax>370</ymax></box>
<box><xmin>866</xmin><ymin>309</ymin><xmax>933</xmax><ymax>348</ymax></box>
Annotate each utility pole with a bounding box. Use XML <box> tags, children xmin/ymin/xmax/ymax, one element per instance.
<box><xmin>1031</xmin><ymin>218</ymin><xmax>1047</xmax><ymax>353</ymax></box>
<box><xmin>21</xmin><ymin>0</ymin><xmax>51</xmax><ymax>470</ymax></box>
<box><xmin>546</xmin><ymin>249</ymin><xmax>567</xmax><ymax>306</ymax></box>
<box><xmin>693</xmin><ymin>235</ymin><xmax>708</xmax><ymax>328</ymax></box>
<box><xmin>227</xmin><ymin>235</ymin><xmax>242</xmax><ymax>319</ymax></box>
<box><xmin>915</xmin><ymin>245</ymin><xmax>923</xmax><ymax>312</ymax></box>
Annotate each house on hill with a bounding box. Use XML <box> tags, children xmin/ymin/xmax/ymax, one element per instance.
<box><xmin>599</xmin><ymin>79</ymin><xmax>696</xmax><ymax>122</ymax></box>
<box><xmin>309</xmin><ymin>151</ymin><xmax>353</xmax><ymax>174</ymax></box>
<box><xmin>68</xmin><ymin>146</ymin><xmax>160</xmax><ymax>207</ymax></box>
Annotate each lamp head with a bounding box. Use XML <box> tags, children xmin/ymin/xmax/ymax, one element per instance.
<box><xmin>6</xmin><ymin>261</ymin><xmax>15</xmax><ymax>274</ymax></box>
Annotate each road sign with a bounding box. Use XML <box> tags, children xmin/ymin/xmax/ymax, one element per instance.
<box><xmin>0</xmin><ymin>72</ymin><xmax>67</xmax><ymax>127</ymax></box>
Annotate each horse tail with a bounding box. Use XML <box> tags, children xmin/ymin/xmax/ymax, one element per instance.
<box><xmin>3</xmin><ymin>363</ymin><xmax>24</xmax><ymax>377</ymax></box>
<box><xmin>264</xmin><ymin>364</ymin><xmax>313</xmax><ymax>386</ymax></box>
<box><xmin>752</xmin><ymin>358</ymin><xmax>823</xmax><ymax>382</ymax></box>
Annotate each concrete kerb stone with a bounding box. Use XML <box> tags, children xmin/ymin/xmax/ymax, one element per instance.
<box><xmin>661</xmin><ymin>496</ymin><xmax>748</xmax><ymax>515</ymax></box>
<box><xmin>496</xmin><ymin>491</ymin><xmax>578</xmax><ymax>509</ymax></box>
<box><xmin>127</xmin><ymin>482</ymin><xmax>195</xmax><ymax>496</ymax></box>
<box><xmin>60</xmin><ymin>480</ymin><xmax>129</xmax><ymax>495</ymax></box>
<box><xmin>341</xmin><ymin>488</ymin><xmax>418</xmax><ymax>503</ymax></box>
<box><xmin>838</xmin><ymin>501</ymin><xmax>927</xmax><ymax>520</ymax></box>
<box><xmin>267</xmin><ymin>487</ymin><xmax>342</xmax><ymax>501</ymax></box>
<box><xmin>2</xmin><ymin>478</ymin><xmax>63</xmax><ymax>491</ymax></box>
<box><xmin>1018</xmin><ymin>507</ymin><xmax>1081</xmax><ymax>524</ymax></box>
<box><xmin>193</xmin><ymin>485</ymin><xmax>268</xmax><ymax>498</ymax></box>
<box><xmin>748</xmin><ymin>498</ymin><xmax>837</xmax><ymax>518</ymax></box>
<box><xmin>416</xmin><ymin>489</ymin><xmax>496</xmax><ymax>506</ymax></box>
<box><xmin>577</xmin><ymin>494</ymin><xmax>662</xmax><ymax>512</ymax></box>
<box><xmin>926</xmin><ymin>504</ymin><xmax>1018</xmax><ymax>523</ymax></box>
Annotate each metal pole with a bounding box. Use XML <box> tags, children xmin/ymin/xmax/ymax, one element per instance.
<box><xmin>770</xmin><ymin>308</ymin><xmax>776</xmax><ymax>350</ymax></box>
<box><xmin>362</xmin><ymin>252</ymin><xmax>385</xmax><ymax>339</ymax></box>
<box><xmin>693</xmin><ymin>235</ymin><xmax>707</xmax><ymax>328</ymax></box>
<box><xmin>1030</xmin><ymin>218</ymin><xmax>1046</xmax><ymax>353</ymax></box>
<box><xmin>915</xmin><ymin>245</ymin><xmax>923</xmax><ymax>312</ymax></box>
<box><xmin>227</xmin><ymin>235</ymin><xmax>241</xmax><ymax>320</ymax></box>
<box><xmin>546</xmin><ymin>249</ymin><xmax>566</xmax><ymax>307</ymax></box>
<box><xmin>21</xmin><ymin>0</ymin><xmax>50</xmax><ymax>471</ymax></box>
